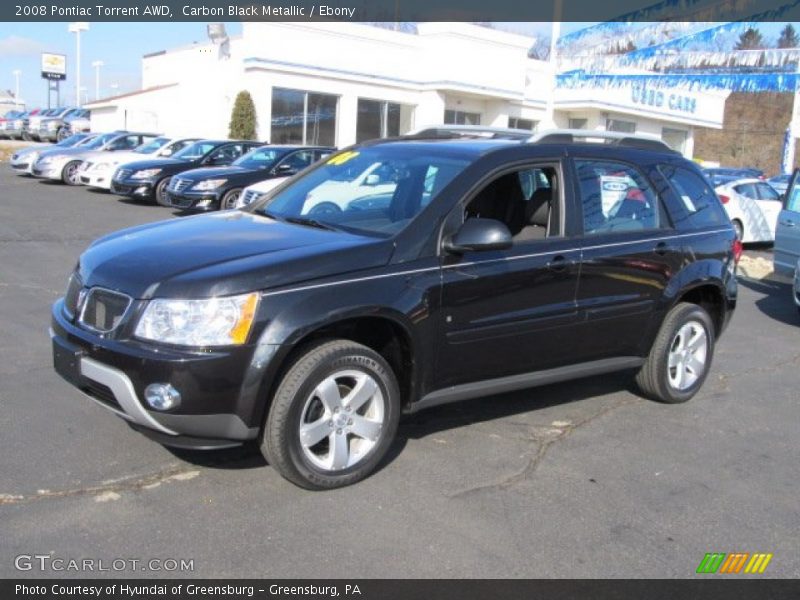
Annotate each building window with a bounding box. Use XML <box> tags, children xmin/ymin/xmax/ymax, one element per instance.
<box><xmin>568</xmin><ymin>118</ymin><xmax>588</xmax><ymax>130</ymax></box>
<box><xmin>271</xmin><ymin>87</ymin><xmax>338</xmax><ymax>146</ymax></box>
<box><xmin>444</xmin><ymin>109</ymin><xmax>481</xmax><ymax>126</ymax></box>
<box><xmin>662</xmin><ymin>127</ymin><xmax>688</xmax><ymax>154</ymax></box>
<box><xmin>606</xmin><ymin>118</ymin><xmax>636</xmax><ymax>134</ymax></box>
<box><xmin>356</xmin><ymin>99</ymin><xmax>413</xmax><ymax>143</ymax></box>
<box><xmin>508</xmin><ymin>117</ymin><xmax>537</xmax><ymax>131</ymax></box>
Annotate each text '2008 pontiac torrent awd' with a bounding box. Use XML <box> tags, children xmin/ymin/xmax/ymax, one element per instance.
<box><xmin>52</xmin><ymin>130</ymin><xmax>738</xmax><ymax>489</ymax></box>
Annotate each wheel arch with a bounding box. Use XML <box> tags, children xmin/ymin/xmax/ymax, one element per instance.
<box><xmin>253</xmin><ymin>310</ymin><xmax>418</xmax><ymax>429</ymax></box>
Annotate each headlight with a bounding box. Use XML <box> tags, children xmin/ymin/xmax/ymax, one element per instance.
<box><xmin>46</xmin><ymin>154</ymin><xmax>66</xmax><ymax>163</ymax></box>
<box><xmin>134</xmin><ymin>292</ymin><xmax>260</xmax><ymax>347</ymax></box>
<box><xmin>131</xmin><ymin>168</ymin><xmax>162</xmax><ymax>180</ymax></box>
<box><xmin>92</xmin><ymin>162</ymin><xmax>110</xmax><ymax>171</ymax></box>
<box><xmin>192</xmin><ymin>178</ymin><xmax>227</xmax><ymax>191</ymax></box>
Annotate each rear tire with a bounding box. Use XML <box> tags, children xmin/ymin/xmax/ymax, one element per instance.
<box><xmin>636</xmin><ymin>302</ymin><xmax>715</xmax><ymax>404</ymax></box>
<box><xmin>61</xmin><ymin>161</ymin><xmax>82</xmax><ymax>185</ymax></box>
<box><xmin>262</xmin><ymin>340</ymin><xmax>400</xmax><ymax>490</ymax></box>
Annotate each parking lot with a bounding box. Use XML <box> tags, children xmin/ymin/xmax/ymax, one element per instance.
<box><xmin>1</xmin><ymin>166</ymin><xmax>798</xmax><ymax>578</ymax></box>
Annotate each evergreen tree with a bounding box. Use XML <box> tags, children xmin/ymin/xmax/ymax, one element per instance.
<box><xmin>734</xmin><ymin>28</ymin><xmax>765</xmax><ymax>50</ymax></box>
<box><xmin>777</xmin><ymin>24</ymin><xmax>799</xmax><ymax>49</ymax></box>
<box><xmin>228</xmin><ymin>91</ymin><xmax>258</xmax><ymax>140</ymax></box>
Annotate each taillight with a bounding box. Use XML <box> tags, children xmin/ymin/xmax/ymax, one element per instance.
<box><xmin>718</xmin><ymin>194</ymin><xmax>730</xmax><ymax>204</ymax></box>
<box><xmin>732</xmin><ymin>239</ymin><xmax>743</xmax><ymax>264</ymax></box>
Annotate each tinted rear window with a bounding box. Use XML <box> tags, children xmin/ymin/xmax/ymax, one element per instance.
<box><xmin>659</xmin><ymin>164</ymin><xmax>728</xmax><ymax>229</ymax></box>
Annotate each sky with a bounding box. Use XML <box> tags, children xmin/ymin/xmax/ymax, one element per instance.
<box><xmin>0</xmin><ymin>21</ymin><xmax>587</xmax><ymax>107</ymax></box>
<box><xmin>1</xmin><ymin>21</ymin><xmax>796</xmax><ymax>108</ymax></box>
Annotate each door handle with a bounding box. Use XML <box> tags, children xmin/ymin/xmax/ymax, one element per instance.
<box><xmin>546</xmin><ymin>255</ymin><xmax>573</xmax><ymax>272</ymax></box>
<box><xmin>780</xmin><ymin>219</ymin><xmax>796</xmax><ymax>228</ymax></box>
<box><xmin>654</xmin><ymin>241</ymin><xmax>670</xmax><ymax>255</ymax></box>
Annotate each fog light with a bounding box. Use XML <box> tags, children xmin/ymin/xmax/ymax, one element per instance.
<box><xmin>135</xmin><ymin>186</ymin><xmax>149</xmax><ymax>194</ymax></box>
<box><xmin>144</xmin><ymin>383</ymin><xmax>181</xmax><ymax>411</ymax></box>
<box><xmin>197</xmin><ymin>198</ymin><xmax>214</xmax><ymax>207</ymax></box>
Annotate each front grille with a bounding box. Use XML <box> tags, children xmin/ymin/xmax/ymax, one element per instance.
<box><xmin>63</xmin><ymin>273</ymin><xmax>83</xmax><ymax>319</ymax></box>
<box><xmin>115</xmin><ymin>168</ymin><xmax>132</xmax><ymax>181</ymax></box>
<box><xmin>169</xmin><ymin>177</ymin><xmax>192</xmax><ymax>193</ymax></box>
<box><xmin>82</xmin><ymin>380</ymin><xmax>120</xmax><ymax>410</ymax></box>
<box><xmin>242</xmin><ymin>190</ymin><xmax>261</xmax><ymax>206</ymax></box>
<box><xmin>78</xmin><ymin>288</ymin><xmax>132</xmax><ymax>334</ymax></box>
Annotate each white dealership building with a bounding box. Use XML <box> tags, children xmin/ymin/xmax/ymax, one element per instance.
<box><xmin>85</xmin><ymin>22</ymin><xmax>730</xmax><ymax>157</ymax></box>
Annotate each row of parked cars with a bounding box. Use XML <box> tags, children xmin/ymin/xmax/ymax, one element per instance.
<box><xmin>0</xmin><ymin>107</ymin><xmax>90</xmax><ymax>142</ymax></box>
<box><xmin>9</xmin><ymin>130</ymin><xmax>337</xmax><ymax>212</ymax></box>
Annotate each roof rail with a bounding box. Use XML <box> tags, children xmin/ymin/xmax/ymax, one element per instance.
<box><xmin>405</xmin><ymin>124</ymin><xmax>533</xmax><ymax>141</ymax></box>
<box><xmin>528</xmin><ymin>129</ymin><xmax>677</xmax><ymax>153</ymax></box>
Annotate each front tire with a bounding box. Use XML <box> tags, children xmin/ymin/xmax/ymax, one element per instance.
<box><xmin>262</xmin><ymin>340</ymin><xmax>401</xmax><ymax>490</ymax></box>
<box><xmin>154</xmin><ymin>177</ymin><xmax>171</xmax><ymax>206</ymax></box>
<box><xmin>636</xmin><ymin>303</ymin><xmax>715</xmax><ymax>404</ymax></box>
<box><xmin>220</xmin><ymin>188</ymin><xmax>242</xmax><ymax>210</ymax></box>
<box><xmin>61</xmin><ymin>161</ymin><xmax>82</xmax><ymax>185</ymax></box>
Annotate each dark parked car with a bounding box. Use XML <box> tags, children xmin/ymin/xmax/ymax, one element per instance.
<box><xmin>52</xmin><ymin>131</ymin><xmax>738</xmax><ymax>489</ymax></box>
<box><xmin>110</xmin><ymin>139</ymin><xmax>262</xmax><ymax>204</ymax></box>
<box><xmin>160</xmin><ymin>145</ymin><xmax>334</xmax><ymax>211</ymax></box>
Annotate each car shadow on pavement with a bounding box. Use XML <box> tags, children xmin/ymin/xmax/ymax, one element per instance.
<box><xmin>115</xmin><ymin>197</ymin><xmax>161</xmax><ymax>208</ymax></box>
<box><xmin>162</xmin><ymin>371</ymin><xmax>643</xmax><ymax>476</ymax></box>
<box><xmin>400</xmin><ymin>370</ymin><xmax>640</xmax><ymax>440</ymax></box>
<box><xmin>737</xmin><ymin>276</ymin><xmax>798</xmax><ymax>326</ymax></box>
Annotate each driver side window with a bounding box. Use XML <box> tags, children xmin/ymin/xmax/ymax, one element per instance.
<box><xmin>463</xmin><ymin>166</ymin><xmax>560</xmax><ymax>243</ymax></box>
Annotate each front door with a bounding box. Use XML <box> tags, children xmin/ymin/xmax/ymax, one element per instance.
<box><xmin>436</xmin><ymin>163</ymin><xmax>582</xmax><ymax>388</ymax></box>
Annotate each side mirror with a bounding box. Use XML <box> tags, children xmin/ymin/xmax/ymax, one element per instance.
<box><xmin>364</xmin><ymin>174</ymin><xmax>380</xmax><ymax>186</ymax></box>
<box><xmin>274</xmin><ymin>163</ymin><xmax>296</xmax><ymax>176</ymax></box>
<box><xmin>443</xmin><ymin>218</ymin><xmax>513</xmax><ymax>254</ymax></box>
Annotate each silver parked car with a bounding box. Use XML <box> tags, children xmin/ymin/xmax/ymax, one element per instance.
<box><xmin>9</xmin><ymin>132</ymin><xmax>97</xmax><ymax>175</ymax></box>
<box><xmin>31</xmin><ymin>131</ymin><xmax>160</xmax><ymax>185</ymax></box>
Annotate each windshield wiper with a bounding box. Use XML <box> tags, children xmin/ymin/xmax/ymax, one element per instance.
<box><xmin>283</xmin><ymin>216</ymin><xmax>338</xmax><ymax>231</ymax></box>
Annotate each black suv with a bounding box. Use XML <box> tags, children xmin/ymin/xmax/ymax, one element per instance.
<box><xmin>51</xmin><ymin>131</ymin><xmax>738</xmax><ymax>489</ymax></box>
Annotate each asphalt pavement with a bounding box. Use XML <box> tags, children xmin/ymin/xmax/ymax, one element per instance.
<box><xmin>1</xmin><ymin>167</ymin><xmax>798</xmax><ymax>578</ymax></box>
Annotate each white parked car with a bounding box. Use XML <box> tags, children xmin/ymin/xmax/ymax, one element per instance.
<box><xmin>773</xmin><ymin>170</ymin><xmax>800</xmax><ymax>313</ymax></box>
<box><xmin>78</xmin><ymin>136</ymin><xmax>199</xmax><ymax>190</ymax></box>
<box><xmin>714</xmin><ymin>178</ymin><xmax>783</xmax><ymax>242</ymax></box>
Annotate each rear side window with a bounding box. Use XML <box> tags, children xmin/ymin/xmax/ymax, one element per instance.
<box><xmin>575</xmin><ymin>160</ymin><xmax>661</xmax><ymax>234</ymax></box>
<box><xmin>659</xmin><ymin>164</ymin><xmax>728</xmax><ymax>229</ymax></box>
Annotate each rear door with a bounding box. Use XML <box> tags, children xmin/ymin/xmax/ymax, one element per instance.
<box><xmin>572</xmin><ymin>157</ymin><xmax>684</xmax><ymax>360</ymax></box>
<box><xmin>774</xmin><ymin>169</ymin><xmax>800</xmax><ymax>276</ymax></box>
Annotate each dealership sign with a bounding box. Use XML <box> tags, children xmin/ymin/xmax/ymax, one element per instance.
<box><xmin>631</xmin><ymin>83</ymin><xmax>696</xmax><ymax>114</ymax></box>
<box><xmin>41</xmin><ymin>53</ymin><xmax>67</xmax><ymax>81</ymax></box>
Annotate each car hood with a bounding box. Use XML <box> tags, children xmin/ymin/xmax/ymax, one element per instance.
<box><xmin>77</xmin><ymin>211</ymin><xmax>393</xmax><ymax>298</ymax></box>
<box><xmin>13</xmin><ymin>144</ymin><xmax>54</xmax><ymax>158</ymax></box>
<box><xmin>174</xmin><ymin>165</ymin><xmax>265</xmax><ymax>183</ymax></box>
<box><xmin>122</xmin><ymin>157</ymin><xmax>192</xmax><ymax>174</ymax></box>
<box><xmin>81</xmin><ymin>150</ymin><xmax>146</xmax><ymax>165</ymax></box>
<box><xmin>43</xmin><ymin>147</ymin><xmax>105</xmax><ymax>159</ymax></box>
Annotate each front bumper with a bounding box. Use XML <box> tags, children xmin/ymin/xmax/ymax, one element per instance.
<box><xmin>794</xmin><ymin>262</ymin><xmax>800</xmax><ymax>308</ymax></box>
<box><xmin>110</xmin><ymin>178</ymin><xmax>156</xmax><ymax>198</ymax></box>
<box><xmin>51</xmin><ymin>298</ymin><xmax>274</xmax><ymax>446</ymax></box>
<box><xmin>10</xmin><ymin>158</ymin><xmax>34</xmax><ymax>174</ymax></box>
<box><xmin>31</xmin><ymin>162</ymin><xmax>64</xmax><ymax>180</ymax></box>
<box><xmin>80</xmin><ymin>169</ymin><xmax>113</xmax><ymax>189</ymax></box>
<box><xmin>160</xmin><ymin>189</ymin><xmax>221</xmax><ymax>211</ymax></box>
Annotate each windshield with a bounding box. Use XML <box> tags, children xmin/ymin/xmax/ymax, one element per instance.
<box><xmin>134</xmin><ymin>137</ymin><xmax>170</xmax><ymax>154</ymax></box>
<box><xmin>232</xmin><ymin>147</ymin><xmax>284</xmax><ymax>170</ymax></box>
<box><xmin>56</xmin><ymin>133</ymin><xmax>88</xmax><ymax>147</ymax></box>
<box><xmin>172</xmin><ymin>141</ymin><xmax>218</xmax><ymax>161</ymax></box>
<box><xmin>83</xmin><ymin>132</ymin><xmax>117</xmax><ymax>150</ymax></box>
<box><xmin>254</xmin><ymin>146</ymin><xmax>469</xmax><ymax>237</ymax></box>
